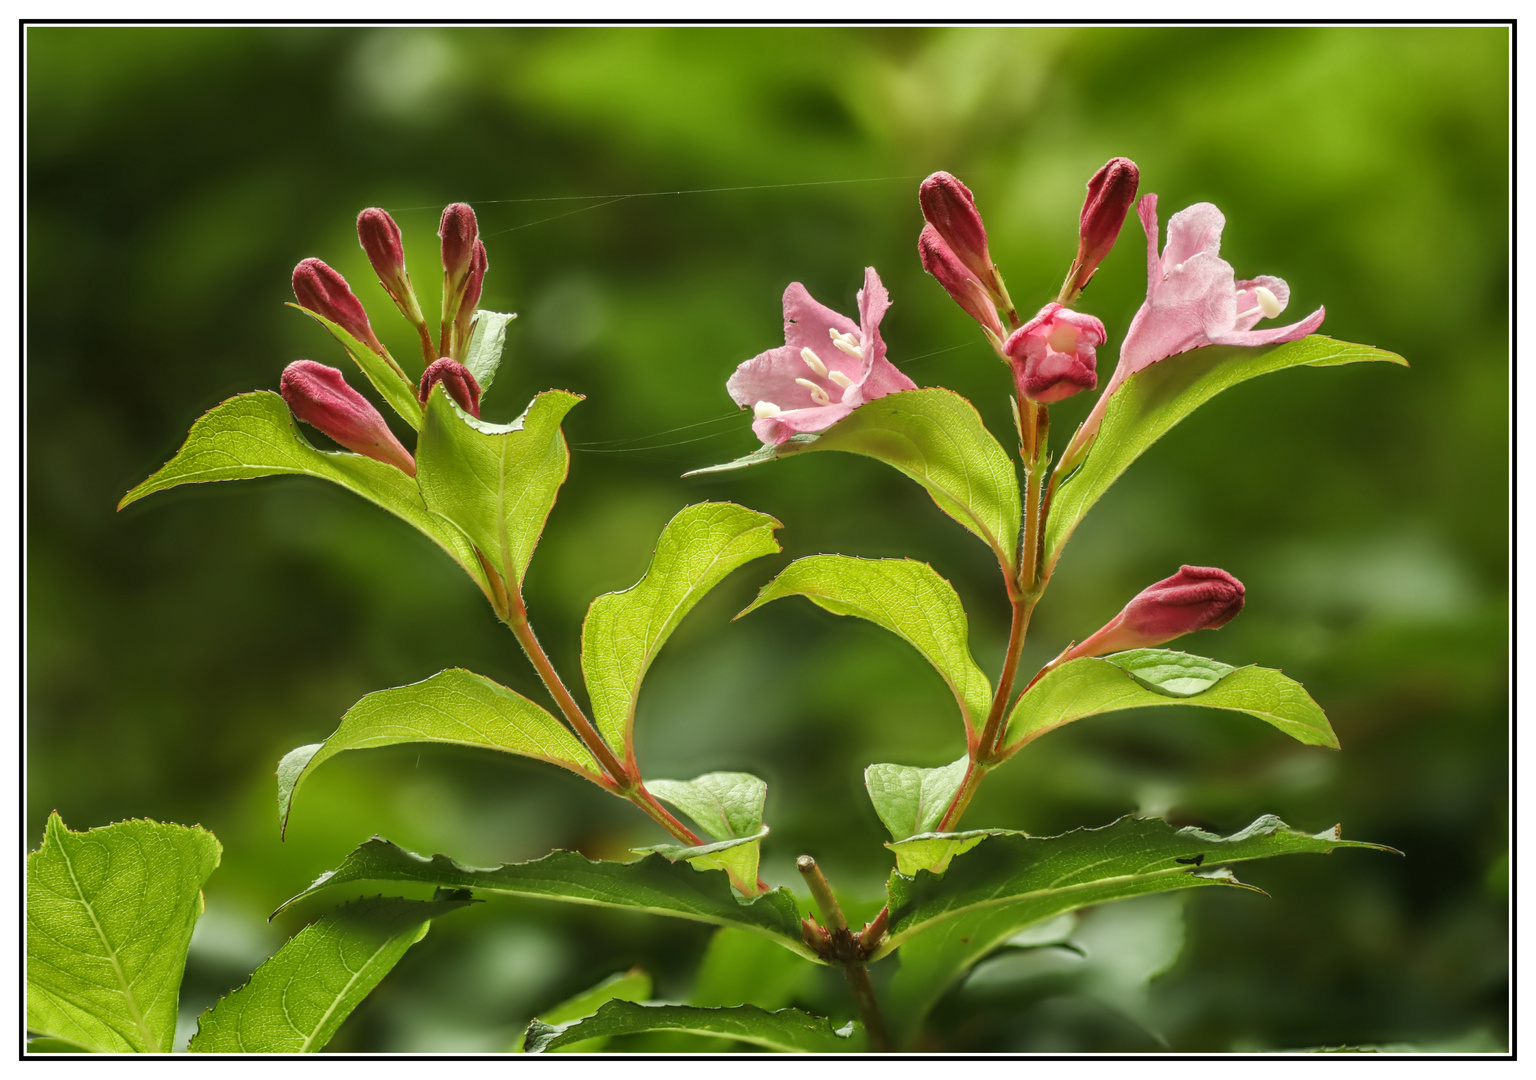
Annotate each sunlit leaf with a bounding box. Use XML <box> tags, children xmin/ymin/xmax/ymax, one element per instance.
<box><xmin>27</xmin><ymin>814</ymin><xmax>221</xmax><ymax>1053</ymax></box>
<box><xmin>290</xmin><ymin>303</ymin><xmax>422</xmax><ymax>429</ymax></box>
<box><xmin>741</xmin><ymin>556</ymin><xmax>992</xmax><ymax>734</ymax></box>
<box><xmin>1045</xmin><ymin>336</ymin><xmax>1407</xmax><ymax>574</ymax></box>
<box><xmin>581</xmin><ymin>502</ymin><xmax>781</xmax><ymax>757</ymax></box>
<box><xmin>117</xmin><ymin>392</ymin><xmax>489</xmax><ymax>595</ymax></box>
<box><xmin>647</xmin><ymin>771</ymin><xmax>767</xmax><ymax>841</ymax></box>
<box><xmin>864</xmin><ymin>756</ymin><xmax>969</xmax><ymax>841</ymax></box>
<box><xmin>632</xmin><ymin>828</ymin><xmax>769</xmax><ymax>897</ymax></box>
<box><xmin>273</xmin><ymin>836</ymin><xmax>816</xmax><ymax>960</ymax></box>
<box><xmin>509</xmin><ymin>968</ymin><xmax>653</xmax><ymax>1052</ymax></box>
<box><xmin>689</xmin><ymin>388</ymin><xmax>1021</xmax><ymax>574</ymax></box>
<box><xmin>886</xmin><ymin>829</ymin><xmax>1016</xmax><ymax>876</ymax></box>
<box><xmin>1004</xmin><ymin>650</ymin><xmax>1338</xmax><ymax>752</ymax></box>
<box><xmin>188</xmin><ymin>893</ymin><xmax>472</xmax><ymax>1053</ymax></box>
<box><xmin>416</xmin><ymin>387</ymin><xmax>583</xmax><ymax>589</ymax></box>
<box><xmin>276</xmin><ymin>668</ymin><xmax>603</xmax><ymax>837</ymax></box>
<box><xmin>523</xmin><ymin>1000</ymin><xmax>862</xmax><ymax>1054</ymax></box>
<box><xmin>462</xmin><ymin>309</ymin><xmax>516</xmax><ymax>396</ymax></box>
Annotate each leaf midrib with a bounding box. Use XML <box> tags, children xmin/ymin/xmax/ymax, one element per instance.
<box><xmin>297</xmin><ymin>934</ymin><xmax>399</xmax><ymax>1052</ymax></box>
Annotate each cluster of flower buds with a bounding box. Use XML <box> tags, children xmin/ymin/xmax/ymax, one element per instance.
<box><xmin>439</xmin><ymin>202</ymin><xmax>487</xmax><ymax>361</ymax></box>
<box><xmin>1065</xmin><ymin>565</ymin><xmax>1245</xmax><ymax>659</ymax></box>
<box><xmin>280</xmin><ymin>360</ymin><xmax>417</xmax><ymax>476</ymax></box>
<box><xmin>918</xmin><ymin>172</ymin><xmax>1011</xmax><ymax>348</ymax></box>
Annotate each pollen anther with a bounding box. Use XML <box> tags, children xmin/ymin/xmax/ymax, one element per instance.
<box><xmin>753</xmin><ymin>401</ymin><xmax>782</xmax><ymax>419</ymax></box>
<box><xmin>830</xmin><ymin>328</ymin><xmax>863</xmax><ymax>358</ymax></box>
<box><xmin>800</xmin><ymin>347</ymin><xmax>829</xmax><ymax>378</ymax></box>
<box><xmin>795</xmin><ymin>377</ymin><xmax>832</xmax><ymax>406</ymax></box>
<box><xmin>828</xmin><ymin>370</ymin><xmax>854</xmax><ymax>390</ymax></box>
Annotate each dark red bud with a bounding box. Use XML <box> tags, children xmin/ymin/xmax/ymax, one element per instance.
<box><xmin>280</xmin><ymin>360</ymin><xmax>416</xmax><ymax>475</ymax></box>
<box><xmin>453</xmin><ymin>239</ymin><xmax>489</xmax><ymax>346</ymax></box>
<box><xmin>1071</xmin><ymin>157</ymin><xmax>1140</xmax><ymax>292</ymax></box>
<box><xmin>918</xmin><ymin>224</ymin><xmax>1004</xmax><ymax>341</ymax></box>
<box><xmin>291</xmin><ymin>258</ymin><xmax>383</xmax><ymax>353</ymax></box>
<box><xmin>919</xmin><ymin>172</ymin><xmax>996</xmax><ymax>290</ymax></box>
<box><xmin>1068</xmin><ymin>565</ymin><xmax>1244</xmax><ymax>659</ymax></box>
<box><xmin>357</xmin><ymin>208</ymin><xmax>405</xmax><ymax>284</ymax></box>
<box><xmin>419</xmin><ymin>357</ymin><xmax>482</xmax><ymax>418</ymax></box>
<box><xmin>439</xmin><ymin>202</ymin><xmax>479</xmax><ymax>281</ymax></box>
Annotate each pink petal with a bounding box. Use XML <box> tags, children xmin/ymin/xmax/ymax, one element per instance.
<box><xmin>782</xmin><ymin>281</ymin><xmax>859</xmax><ymax>356</ymax></box>
<box><xmin>1232</xmin><ymin>275</ymin><xmax>1290</xmax><ymax>332</ymax></box>
<box><xmin>752</xmin><ymin>401</ymin><xmax>856</xmax><ymax>445</ymax></box>
<box><xmin>1209</xmin><ymin>305</ymin><xmax>1325</xmax><ymax>349</ymax></box>
<box><xmin>1138</xmin><ymin>194</ymin><xmax>1161</xmax><ymax>296</ymax></box>
<box><xmin>727</xmin><ymin>344</ymin><xmax>840</xmax><ymax>412</ymax></box>
<box><xmin>1161</xmin><ymin>202</ymin><xmax>1225</xmax><ymax>270</ymax></box>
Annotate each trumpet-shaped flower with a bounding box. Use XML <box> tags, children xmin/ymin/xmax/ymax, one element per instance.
<box><xmin>727</xmin><ymin>268</ymin><xmax>916</xmax><ymax>445</ymax></box>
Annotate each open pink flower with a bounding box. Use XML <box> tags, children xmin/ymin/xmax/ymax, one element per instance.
<box><xmin>727</xmin><ymin>267</ymin><xmax>916</xmax><ymax>445</ymax></box>
<box><xmin>1003</xmin><ymin>303</ymin><xmax>1106</xmax><ymax>404</ymax></box>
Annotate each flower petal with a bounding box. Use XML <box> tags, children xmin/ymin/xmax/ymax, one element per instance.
<box><xmin>1209</xmin><ymin>305</ymin><xmax>1326</xmax><ymax>349</ymax></box>
<box><xmin>1233</xmin><ymin>275</ymin><xmax>1290</xmax><ymax>332</ymax></box>
<box><xmin>752</xmin><ymin>401</ymin><xmax>856</xmax><ymax>445</ymax></box>
<box><xmin>783</xmin><ymin>281</ymin><xmax>859</xmax><ymax>355</ymax></box>
<box><xmin>1161</xmin><ymin>202</ymin><xmax>1225</xmax><ymax>270</ymax></box>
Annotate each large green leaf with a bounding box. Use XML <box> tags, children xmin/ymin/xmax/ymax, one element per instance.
<box><xmin>523</xmin><ymin>1000</ymin><xmax>862</xmax><ymax>1054</ymax></box>
<box><xmin>273</xmin><ymin>836</ymin><xmax>816</xmax><ymax>960</ymax></box>
<box><xmin>741</xmin><ymin>556</ymin><xmax>992</xmax><ymax>734</ymax></box>
<box><xmin>692</xmin><ymin>928</ymin><xmax>818</xmax><ymax>1011</ymax></box>
<box><xmin>117</xmin><ymin>392</ymin><xmax>489</xmax><ymax>595</ymax></box>
<box><xmin>1044</xmin><ymin>336</ymin><xmax>1407</xmax><ymax>573</ymax></box>
<box><xmin>462</xmin><ymin>309</ymin><xmax>516</xmax><ymax>396</ymax></box>
<box><xmin>415</xmin><ymin>387</ymin><xmax>583</xmax><ymax>589</ymax></box>
<box><xmin>690</xmin><ymin>388</ymin><xmax>1021</xmax><ymax>575</ymax></box>
<box><xmin>876</xmin><ymin>815</ymin><xmax>1392</xmax><ymax>1033</ymax></box>
<box><xmin>291</xmin><ymin>303</ymin><xmax>421</xmax><ymax>429</ymax></box>
<box><xmin>27</xmin><ymin>814</ymin><xmax>222</xmax><ymax>1053</ymax></box>
<box><xmin>510</xmin><ymin>968</ymin><xmax>653</xmax><ymax>1052</ymax></box>
<box><xmin>581</xmin><ymin>503</ymin><xmax>782</xmax><ymax>757</ymax></box>
<box><xmin>187</xmin><ymin>893</ymin><xmax>471</xmax><ymax>1053</ymax></box>
<box><xmin>276</xmin><ymin>668</ymin><xmax>603</xmax><ymax>837</ymax></box>
<box><xmin>864</xmin><ymin>756</ymin><xmax>969</xmax><ymax>841</ymax></box>
<box><xmin>647</xmin><ymin>771</ymin><xmax>767</xmax><ymax>841</ymax></box>
<box><xmin>1003</xmin><ymin>649</ymin><xmax>1338</xmax><ymax>752</ymax></box>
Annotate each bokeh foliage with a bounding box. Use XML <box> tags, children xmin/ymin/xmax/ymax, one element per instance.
<box><xmin>27</xmin><ymin>26</ymin><xmax>1506</xmax><ymax>1052</ymax></box>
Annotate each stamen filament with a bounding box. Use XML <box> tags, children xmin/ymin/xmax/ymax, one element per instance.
<box><xmin>794</xmin><ymin>377</ymin><xmax>832</xmax><ymax>406</ymax></box>
<box><xmin>828</xmin><ymin>370</ymin><xmax>854</xmax><ymax>390</ymax></box>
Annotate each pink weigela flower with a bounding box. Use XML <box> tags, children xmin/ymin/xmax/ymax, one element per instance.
<box><xmin>1003</xmin><ymin>303</ymin><xmax>1107</xmax><ymax>404</ymax></box>
<box><xmin>728</xmin><ymin>268</ymin><xmax>917</xmax><ymax>446</ymax></box>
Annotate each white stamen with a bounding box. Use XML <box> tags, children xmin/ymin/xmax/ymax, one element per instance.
<box><xmin>830</xmin><ymin>328</ymin><xmax>863</xmax><ymax>358</ymax></box>
<box><xmin>827</xmin><ymin>370</ymin><xmax>854</xmax><ymax>390</ymax></box>
<box><xmin>795</xmin><ymin>377</ymin><xmax>832</xmax><ymax>406</ymax></box>
<box><xmin>800</xmin><ymin>347</ymin><xmax>829</xmax><ymax>378</ymax></box>
<box><xmin>753</xmin><ymin>401</ymin><xmax>782</xmax><ymax>419</ymax></box>
<box><xmin>1253</xmin><ymin>285</ymin><xmax>1282</xmax><ymax>319</ymax></box>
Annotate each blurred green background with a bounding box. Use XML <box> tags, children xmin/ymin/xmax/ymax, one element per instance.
<box><xmin>27</xmin><ymin>26</ymin><xmax>1507</xmax><ymax>1052</ymax></box>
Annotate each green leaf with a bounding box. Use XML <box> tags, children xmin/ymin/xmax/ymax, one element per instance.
<box><xmin>27</xmin><ymin>814</ymin><xmax>222</xmax><ymax>1053</ymax></box>
<box><xmin>290</xmin><ymin>303</ymin><xmax>421</xmax><ymax>429</ymax></box>
<box><xmin>692</xmin><ymin>928</ymin><xmax>818</xmax><ymax>1011</ymax></box>
<box><xmin>864</xmin><ymin>756</ymin><xmax>969</xmax><ymax>840</ymax></box>
<box><xmin>187</xmin><ymin>893</ymin><xmax>471</xmax><ymax>1053</ymax></box>
<box><xmin>509</xmin><ymin>968</ymin><xmax>653</xmax><ymax>1052</ymax></box>
<box><xmin>886</xmin><ymin>829</ymin><xmax>1017</xmax><ymax>876</ymax></box>
<box><xmin>416</xmin><ymin>387</ymin><xmax>583</xmax><ymax>589</ymax></box>
<box><xmin>26</xmin><ymin>1037</ymin><xmax>93</xmax><ymax>1053</ymax></box>
<box><xmin>1045</xmin><ymin>336</ymin><xmax>1407</xmax><ymax>573</ymax></box>
<box><xmin>877</xmin><ymin>815</ymin><xmax>1393</xmax><ymax>1031</ymax></box>
<box><xmin>1003</xmin><ymin>651</ymin><xmax>1339</xmax><ymax>752</ymax></box>
<box><xmin>689</xmin><ymin>389</ymin><xmax>1021</xmax><ymax>574</ymax></box>
<box><xmin>647</xmin><ymin>771</ymin><xmax>767</xmax><ymax>841</ymax></box>
<box><xmin>276</xmin><ymin>668</ymin><xmax>603</xmax><ymax>837</ymax></box>
<box><xmin>581</xmin><ymin>502</ymin><xmax>782</xmax><ymax>757</ymax></box>
<box><xmin>462</xmin><ymin>310</ymin><xmax>516</xmax><ymax>395</ymax></box>
<box><xmin>523</xmin><ymin>1000</ymin><xmax>862</xmax><ymax>1054</ymax></box>
<box><xmin>273</xmin><ymin>836</ymin><xmax>816</xmax><ymax>960</ymax></box>
<box><xmin>740</xmin><ymin>556</ymin><xmax>992</xmax><ymax>734</ymax></box>
<box><xmin>632</xmin><ymin>828</ymin><xmax>769</xmax><ymax>897</ymax></box>
<box><xmin>117</xmin><ymin>392</ymin><xmax>489</xmax><ymax>595</ymax></box>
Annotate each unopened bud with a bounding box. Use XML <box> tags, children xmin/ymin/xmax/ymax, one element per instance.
<box><xmin>919</xmin><ymin>224</ymin><xmax>1004</xmax><ymax>343</ymax></box>
<box><xmin>919</xmin><ymin>172</ymin><xmax>997</xmax><ymax>293</ymax></box>
<box><xmin>292</xmin><ymin>258</ymin><xmax>384</xmax><ymax>354</ymax></box>
<box><xmin>280</xmin><ymin>360</ymin><xmax>416</xmax><ymax>476</ymax></box>
<box><xmin>357</xmin><ymin>207</ymin><xmax>424</xmax><ymax>325</ymax></box>
<box><xmin>419</xmin><ymin>357</ymin><xmax>482</xmax><ymax>418</ymax></box>
<box><xmin>1002</xmin><ymin>302</ymin><xmax>1106</xmax><ymax>404</ymax></box>
<box><xmin>1069</xmin><ymin>157</ymin><xmax>1140</xmax><ymax>295</ymax></box>
<box><xmin>439</xmin><ymin>202</ymin><xmax>479</xmax><ymax>284</ymax></box>
<box><xmin>452</xmin><ymin>239</ymin><xmax>488</xmax><ymax>349</ymax></box>
<box><xmin>1067</xmin><ymin>565</ymin><xmax>1244</xmax><ymax>660</ymax></box>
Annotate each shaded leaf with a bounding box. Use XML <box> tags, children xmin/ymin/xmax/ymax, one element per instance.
<box><xmin>886</xmin><ymin>829</ymin><xmax>1017</xmax><ymax>876</ymax></box>
<box><xmin>416</xmin><ymin>387</ymin><xmax>583</xmax><ymax>589</ymax></box>
<box><xmin>1004</xmin><ymin>652</ymin><xmax>1338</xmax><ymax>752</ymax></box>
<box><xmin>1045</xmin><ymin>336</ymin><xmax>1407</xmax><ymax>574</ymax></box>
<box><xmin>581</xmin><ymin>503</ymin><xmax>781</xmax><ymax>757</ymax></box>
<box><xmin>27</xmin><ymin>814</ymin><xmax>221</xmax><ymax>1053</ymax></box>
<box><xmin>633</xmin><ymin>827</ymin><xmax>769</xmax><ymax>897</ymax></box>
<box><xmin>188</xmin><ymin>893</ymin><xmax>471</xmax><ymax>1053</ymax></box>
<box><xmin>290</xmin><ymin>303</ymin><xmax>421</xmax><ymax>429</ymax></box>
<box><xmin>690</xmin><ymin>389</ymin><xmax>1021</xmax><ymax>574</ymax></box>
<box><xmin>864</xmin><ymin>756</ymin><xmax>969</xmax><ymax>841</ymax></box>
<box><xmin>692</xmin><ymin>928</ymin><xmax>818</xmax><ymax>1011</ymax></box>
<box><xmin>462</xmin><ymin>309</ymin><xmax>516</xmax><ymax>396</ymax></box>
<box><xmin>523</xmin><ymin>1000</ymin><xmax>862</xmax><ymax>1054</ymax></box>
<box><xmin>117</xmin><ymin>392</ymin><xmax>489</xmax><ymax>595</ymax></box>
<box><xmin>273</xmin><ymin>836</ymin><xmax>816</xmax><ymax>960</ymax></box>
<box><xmin>510</xmin><ymin>968</ymin><xmax>653</xmax><ymax>1052</ymax></box>
<box><xmin>741</xmin><ymin>556</ymin><xmax>992</xmax><ymax>734</ymax></box>
<box><xmin>276</xmin><ymin>668</ymin><xmax>603</xmax><ymax>837</ymax></box>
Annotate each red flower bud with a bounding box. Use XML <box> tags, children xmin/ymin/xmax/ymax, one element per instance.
<box><xmin>357</xmin><ymin>207</ymin><xmax>424</xmax><ymax>325</ymax></box>
<box><xmin>919</xmin><ymin>172</ymin><xmax>997</xmax><ymax>292</ymax></box>
<box><xmin>1069</xmin><ymin>157</ymin><xmax>1140</xmax><ymax>294</ymax></box>
<box><xmin>919</xmin><ymin>224</ymin><xmax>1004</xmax><ymax>342</ymax></box>
<box><xmin>1002</xmin><ymin>302</ymin><xmax>1106</xmax><ymax>404</ymax></box>
<box><xmin>419</xmin><ymin>357</ymin><xmax>482</xmax><ymax>418</ymax></box>
<box><xmin>452</xmin><ymin>239</ymin><xmax>488</xmax><ymax>347</ymax></box>
<box><xmin>439</xmin><ymin>202</ymin><xmax>479</xmax><ymax>283</ymax></box>
<box><xmin>291</xmin><ymin>258</ymin><xmax>384</xmax><ymax>354</ymax></box>
<box><xmin>280</xmin><ymin>360</ymin><xmax>416</xmax><ymax>476</ymax></box>
<box><xmin>1067</xmin><ymin>565</ymin><xmax>1244</xmax><ymax>660</ymax></box>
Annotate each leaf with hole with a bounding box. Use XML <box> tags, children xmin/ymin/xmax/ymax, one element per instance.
<box><xmin>276</xmin><ymin>668</ymin><xmax>604</xmax><ymax>837</ymax></box>
<box><xmin>27</xmin><ymin>814</ymin><xmax>221</xmax><ymax>1053</ymax></box>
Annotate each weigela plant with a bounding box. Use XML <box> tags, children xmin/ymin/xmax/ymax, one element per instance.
<box><xmin>36</xmin><ymin>161</ymin><xmax>1407</xmax><ymax>1055</ymax></box>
